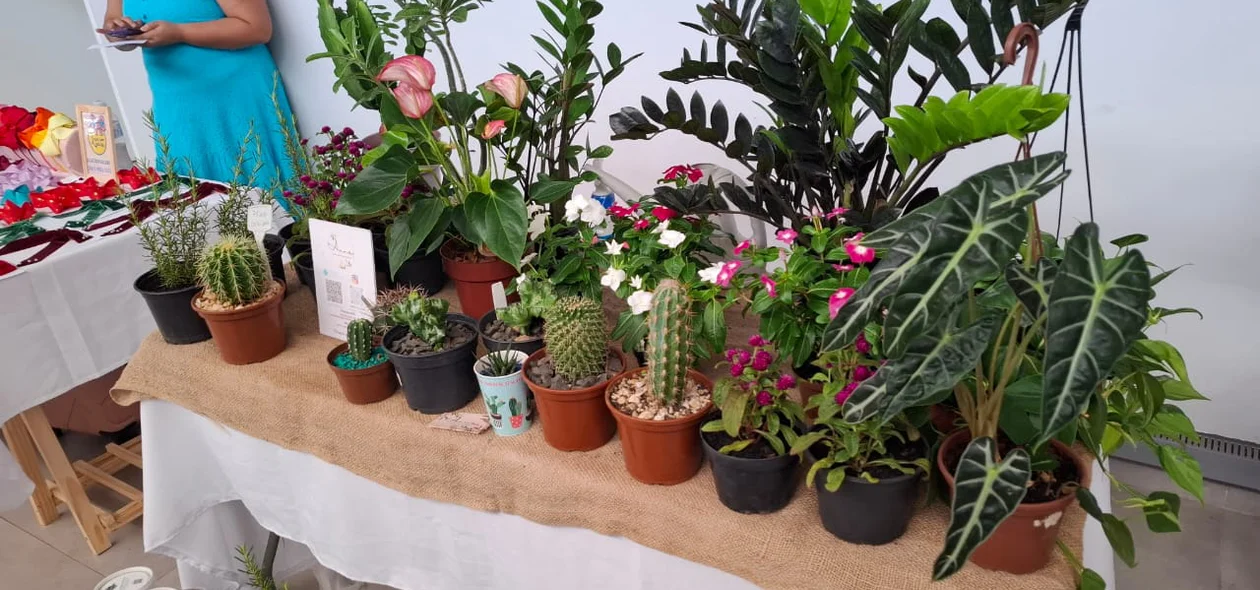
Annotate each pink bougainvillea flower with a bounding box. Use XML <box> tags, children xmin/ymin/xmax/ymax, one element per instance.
<box><xmin>775</xmin><ymin>373</ymin><xmax>796</xmax><ymax>391</ymax></box>
<box><xmin>481</xmin><ymin>119</ymin><xmax>506</xmax><ymax>140</ymax></box>
<box><xmin>378</xmin><ymin>55</ymin><xmax>436</xmax><ymax>91</ymax></box>
<box><xmin>826</xmin><ymin>207</ymin><xmax>848</xmax><ymax>219</ymax></box>
<box><xmin>855</xmin><ymin>333</ymin><xmax>872</xmax><ymax>355</ymax></box>
<box><xmin>835</xmin><ymin>381</ymin><xmax>859</xmax><ymax>405</ymax></box>
<box><xmin>775</xmin><ymin>228</ymin><xmax>799</xmax><ymax>245</ymax></box>
<box><xmin>832</xmin><ymin>263</ymin><xmax>856</xmax><ymax>272</ymax></box>
<box><xmin>748</xmin><ymin>334</ymin><xmax>766</xmax><ymax>347</ymax></box>
<box><xmin>844</xmin><ymin>232</ymin><xmax>876</xmax><ymax>264</ymax></box>
<box><xmin>715</xmin><ymin>260</ymin><xmax>742</xmax><ymax>287</ymax></box>
<box><xmin>854</xmin><ymin>365</ymin><xmax>874</xmax><ymax>381</ymax></box>
<box><xmin>752</xmin><ymin>350</ymin><xmax>773</xmax><ymax>371</ymax></box>
<box><xmin>485</xmin><ymin>73</ymin><xmax>528</xmax><ymax>109</ymax></box>
<box><xmin>760</xmin><ymin>275</ymin><xmax>778</xmax><ymax>298</ymax></box>
<box><xmin>756</xmin><ymin>391</ymin><xmax>773</xmax><ymax>406</ymax></box>
<box><xmin>633</xmin><ymin>218</ymin><xmax>651</xmax><ymax>231</ymax></box>
<box><xmin>662</xmin><ymin>164</ymin><xmax>703</xmax><ymax>183</ymax></box>
<box><xmin>733</xmin><ymin>239</ymin><xmax>752</xmax><ymax>256</ymax></box>
<box><xmin>391</xmin><ymin>82</ymin><xmax>434</xmax><ymax>119</ymax></box>
<box><xmin>651</xmin><ymin>206</ymin><xmax>678</xmax><ymax>222</ymax></box>
<box><xmin>828</xmin><ymin>287</ymin><xmax>856</xmax><ymax>320</ymax></box>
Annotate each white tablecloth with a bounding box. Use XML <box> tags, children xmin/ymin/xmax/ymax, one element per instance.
<box><xmin>140</xmin><ymin>400</ymin><xmax>1115</xmax><ymax>590</ymax></box>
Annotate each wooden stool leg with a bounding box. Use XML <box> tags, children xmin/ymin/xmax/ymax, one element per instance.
<box><xmin>1</xmin><ymin>415</ymin><xmax>59</xmax><ymax>525</ymax></box>
<box><xmin>20</xmin><ymin>408</ymin><xmax>112</xmax><ymax>555</ymax></box>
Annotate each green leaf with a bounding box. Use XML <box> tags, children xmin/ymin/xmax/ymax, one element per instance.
<box><xmin>336</xmin><ymin>144</ymin><xmax>413</xmax><ymax>215</ymax></box>
<box><xmin>389</xmin><ymin>199</ymin><xmax>446</xmax><ymax>277</ymax></box>
<box><xmin>1160</xmin><ymin>380</ymin><xmax>1208</xmax><ymax>402</ymax></box>
<box><xmin>721</xmin><ymin>388</ymin><xmax>751</xmax><ymax>437</ymax></box>
<box><xmin>1080</xmin><ymin>568</ymin><xmax>1106</xmax><ymax>590</ymax></box>
<box><xmin>701</xmin><ymin>419</ymin><xmax>726</xmax><ymax>433</ymax></box>
<box><xmin>1142</xmin><ymin>491</ymin><xmax>1182</xmax><ymax>533</ymax></box>
<box><xmin>1130</xmin><ymin>340</ymin><xmax>1192</xmax><ymax>384</ymax></box>
<box><xmin>950</xmin><ymin>0</ymin><xmax>995</xmax><ymax>75</ymax></box>
<box><xmin>718</xmin><ymin>439</ymin><xmax>755</xmax><ymax>454</ymax></box>
<box><xmin>934</xmin><ymin>437</ymin><xmax>1030</xmax><ymax>580</ymax></box>
<box><xmin>1005</xmin><ymin>258</ymin><xmax>1057</xmax><ymax>318</ymax></box>
<box><xmin>703</xmin><ymin>300</ymin><xmax>726</xmax><ymax>352</ymax></box>
<box><xmin>1077</xmin><ymin>487</ymin><xmax>1136</xmax><ymax>567</ymax></box>
<box><xmin>529</xmin><ymin>179</ymin><xmax>577</xmax><ymax>204</ymax></box>
<box><xmin>824</xmin><ymin>465</ymin><xmax>847</xmax><ymax>492</ymax></box>
<box><xmin>790</xmin><ymin>431</ymin><xmax>828</xmax><ymax>456</ymax></box>
<box><xmin>464</xmin><ymin>180</ymin><xmax>528</xmax><ymax>266</ymax></box>
<box><xmin>1157</xmin><ymin>445</ymin><xmax>1205</xmax><ymax>503</ymax></box>
<box><xmin>1110</xmin><ymin>233</ymin><xmax>1149</xmax><ymax>248</ymax></box>
<box><xmin>589</xmin><ymin>145</ymin><xmax>614</xmax><ymax>159</ymax></box>
<box><xmin>439</xmin><ymin>92</ymin><xmax>483</xmax><ymax>127</ymax></box>
<box><xmin>1039</xmin><ymin>223</ymin><xmax>1152</xmax><ymax>445</ymax></box>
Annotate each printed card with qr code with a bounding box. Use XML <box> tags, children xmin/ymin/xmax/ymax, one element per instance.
<box><xmin>309</xmin><ymin>220</ymin><xmax>378</xmax><ymax>339</ymax></box>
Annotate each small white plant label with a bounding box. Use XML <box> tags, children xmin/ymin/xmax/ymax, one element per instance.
<box><xmin>491</xmin><ymin>281</ymin><xmax>509</xmax><ymax>310</ymax></box>
<box><xmin>247</xmin><ymin>205</ymin><xmax>273</xmax><ymax>235</ymax></box>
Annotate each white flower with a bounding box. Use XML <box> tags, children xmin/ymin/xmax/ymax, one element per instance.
<box><xmin>653</xmin><ymin>219</ymin><xmax>670</xmax><ymax>233</ymax></box>
<box><xmin>564</xmin><ymin>193</ymin><xmax>607</xmax><ymax>226</ymax></box>
<box><xmin>698</xmin><ymin>261</ymin><xmax>725</xmax><ymax>285</ymax></box>
<box><xmin>658</xmin><ymin>229</ymin><xmax>686</xmax><ymax>249</ymax></box>
<box><xmin>600</xmin><ymin>267</ymin><xmax>627</xmax><ymax>291</ymax></box>
<box><xmin>605</xmin><ymin>240</ymin><xmax>624</xmax><ymax>255</ymax></box>
<box><xmin>630</xmin><ymin>275</ymin><xmax>644</xmax><ymax>289</ymax></box>
<box><xmin>516</xmin><ymin>274</ymin><xmax>529</xmax><ymax>286</ymax></box>
<box><xmin>527</xmin><ymin>204</ymin><xmax>547</xmax><ymax>239</ymax></box>
<box><xmin>627</xmin><ymin>290</ymin><xmax>653</xmax><ymax>315</ymax></box>
<box><xmin>519</xmin><ymin>252</ymin><xmax>537</xmax><ymax>266</ymax></box>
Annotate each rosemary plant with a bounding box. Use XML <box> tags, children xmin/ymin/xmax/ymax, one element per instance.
<box><xmin>134</xmin><ymin>111</ymin><xmax>209</xmax><ymax>290</ymax></box>
<box><xmin>217</xmin><ymin>122</ymin><xmax>265</xmax><ymax>239</ymax></box>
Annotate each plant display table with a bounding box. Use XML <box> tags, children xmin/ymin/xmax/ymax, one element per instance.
<box><xmin>112</xmin><ymin>278</ymin><xmax>1112</xmax><ymax>589</ymax></box>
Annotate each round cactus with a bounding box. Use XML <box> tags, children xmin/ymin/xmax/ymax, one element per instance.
<box><xmin>346</xmin><ymin>318</ymin><xmax>374</xmax><ymax>362</ymax></box>
<box><xmin>646</xmin><ymin>279</ymin><xmax>692</xmax><ymax>405</ymax></box>
<box><xmin>543</xmin><ymin>297</ymin><xmax>607</xmax><ymax>381</ymax></box>
<box><xmin>198</xmin><ymin>236</ymin><xmax>270</xmax><ymax>306</ymax></box>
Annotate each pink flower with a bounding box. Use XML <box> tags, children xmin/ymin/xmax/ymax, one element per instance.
<box><xmin>775</xmin><ymin>228</ymin><xmax>799</xmax><ymax>245</ymax></box>
<box><xmin>730</xmin><ymin>364</ymin><xmax>744</xmax><ymax>377</ymax></box>
<box><xmin>651</xmin><ymin>207</ymin><xmax>678</xmax><ymax>222</ymax></box>
<box><xmin>855</xmin><ymin>333</ymin><xmax>872</xmax><ymax>355</ymax></box>
<box><xmin>378</xmin><ymin>56</ymin><xmax>437</xmax><ymax>119</ymax></box>
<box><xmin>481</xmin><ymin>119</ymin><xmax>506</xmax><ymax>140</ymax></box>
<box><xmin>775</xmin><ymin>374</ymin><xmax>796</xmax><ymax>390</ymax></box>
<box><xmin>633</xmin><ymin>218</ymin><xmax>651</xmax><ymax>231</ymax></box>
<box><xmin>835</xmin><ymin>382</ymin><xmax>859</xmax><ymax>405</ymax></box>
<box><xmin>854</xmin><ymin>365</ymin><xmax>874</xmax><ymax>381</ymax></box>
<box><xmin>485</xmin><ymin>73</ymin><xmax>528</xmax><ymax>109</ymax></box>
<box><xmin>715</xmin><ymin>260</ymin><xmax>742</xmax><ymax>287</ymax></box>
<box><xmin>391</xmin><ymin>82</ymin><xmax>434</xmax><ymax>119</ymax></box>
<box><xmin>844</xmin><ymin>232</ymin><xmax>876</xmax><ymax>264</ymax></box>
<box><xmin>756</xmin><ymin>391</ymin><xmax>773</xmax><ymax>406</ymax></box>
<box><xmin>832</xmin><ymin>263</ymin><xmax>855</xmax><ymax>272</ymax></box>
<box><xmin>826</xmin><ymin>207</ymin><xmax>847</xmax><ymax>219</ymax></box>
<box><xmin>736</xmin><ymin>349</ymin><xmax>752</xmax><ymax>366</ymax></box>
<box><xmin>609</xmin><ymin>205</ymin><xmax>635</xmax><ymax>218</ymax></box>
<box><xmin>828</xmin><ymin>287</ymin><xmax>856</xmax><ymax>320</ymax></box>
<box><xmin>748</xmin><ymin>334</ymin><xmax>766</xmax><ymax>347</ymax></box>
<box><xmin>760</xmin><ymin>275</ymin><xmax>778</xmax><ymax>298</ymax></box>
<box><xmin>733</xmin><ymin>239</ymin><xmax>752</xmax><ymax>256</ymax></box>
<box><xmin>725</xmin><ymin>348</ymin><xmax>739</xmax><ymax>362</ymax></box>
<box><xmin>662</xmin><ymin>164</ymin><xmax>703</xmax><ymax>183</ymax></box>
<box><xmin>752</xmin><ymin>350</ymin><xmax>773</xmax><ymax>371</ymax></box>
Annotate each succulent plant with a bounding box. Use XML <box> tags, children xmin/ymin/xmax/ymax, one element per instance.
<box><xmin>366</xmin><ymin>286</ymin><xmax>425</xmax><ymax>340</ymax></box>
<box><xmin>346</xmin><ymin>318</ymin><xmax>374</xmax><ymax>362</ymax></box>
<box><xmin>198</xmin><ymin>236</ymin><xmax>271</xmax><ymax>306</ymax></box>
<box><xmin>646</xmin><ymin>279</ymin><xmax>692</xmax><ymax>406</ymax></box>
<box><xmin>480</xmin><ymin>350</ymin><xmax>521</xmax><ymax>377</ymax></box>
<box><xmin>500</xmin><ymin>278</ymin><xmax>558</xmax><ymax>334</ymax></box>
<box><xmin>543</xmin><ymin>297</ymin><xmax>607</xmax><ymax>381</ymax></box>
<box><xmin>389</xmin><ymin>292</ymin><xmax>448</xmax><ymax>348</ymax></box>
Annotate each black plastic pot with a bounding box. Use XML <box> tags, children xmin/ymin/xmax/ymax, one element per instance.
<box><xmin>392</xmin><ymin>248</ymin><xmax>447</xmax><ymax>294</ymax></box>
<box><xmin>278</xmin><ymin>222</ymin><xmax>311</xmax><ymax>261</ymax></box>
<box><xmin>807</xmin><ymin>446</ymin><xmax>925</xmax><ymax>545</ymax></box>
<box><xmin>702</xmin><ymin>431</ymin><xmax>800</xmax><ymax>514</ymax></box>
<box><xmin>133</xmin><ymin>269</ymin><xmax>211</xmax><ymax>344</ymax></box>
<box><xmin>478</xmin><ymin>310</ymin><xmax>544</xmax><ymax>356</ymax></box>
<box><xmin>293</xmin><ymin>253</ymin><xmax>314</xmax><ymax>291</ymax></box>
<box><xmin>383</xmin><ymin>314</ymin><xmax>479</xmax><ymax>414</ymax></box>
<box><xmin>263</xmin><ymin>234</ymin><xmax>285</xmax><ymax>285</ymax></box>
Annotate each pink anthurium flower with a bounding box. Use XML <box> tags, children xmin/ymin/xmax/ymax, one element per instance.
<box><xmin>829</xmin><ymin>287</ymin><xmax>856</xmax><ymax>319</ymax></box>
<box><xmin>844</xmin><ymin>232</ymin><xmax>876</xmax><ymax>264</ymax></box>
<box><xmin>392</xmin><ymin>83</ymin><xmax>434</xmax><ymax>119</ymax></box>
<box><xmin>378</xmin><ymin>55</ymin><xmax>436</xmax><ymax>91</ymax></box>
<box><xmin>481</xmin><ymin>120</ymin><xmax>506</xmax><ymax>140</ymax></box>
<box><xmin>486</xmin><ymin>73</ymin><xmax>528</xmax><ymax>109</ymax></box>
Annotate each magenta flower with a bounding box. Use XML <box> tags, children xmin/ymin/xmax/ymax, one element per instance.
<box><xmin>729</xmin><ymin>364</ymin><xmax>744</xmax><ymax>377</ymax></box>
<box><xmin>756</xmin><ymin>391</ymin><xmax>773</xmax><ymax>406</ymax></box>
<box><xmin>662</xmin><ymin>164</ymin><xmax>704</xmax><ymax>183</ymax></box>
<box><xmin>733</xmin><ymin>239</ymin><xmax>752</xmax><ymax>256</ymax></box>
<box><xmin>855</xmin><ymin>333</ymin><xmax>872</xmax><ymax>355</ymax></box>
<box><xmin>835</xmin><ymin>381</ymin><xmax>859</xmax><ymax>405</ymax></box>
<box><xmin>609</xmin><ymin>204</ymin><xmax>635</xmax><ymax>218</ymax></box>
<box><xmin>828</xmin><ymin>287</ymin><xmax>856</xmax><ymax>319</ymax></box>
<box><xmin>715</xmin><ymin>260</ymin><xmax>742</xmax><ymax>287</ymax></box>
<box><xmin>752</xmin><ymin>350</ymin><xmax>773</xmax><ymax>371</ymax></box>
<box><xmin>633</xmin><ymin>218</ymin><xmax>651</xmax><ymax>231</ymax></box>
<box><xmin>736</xmin><ymin>349</ymin><xmax>752</xmax><ymax>366</ymax></box>
<box><xmin>826</xmin><ymin>207</ymin><xmax>847</xmax><ymax>220</ymax></box>
<box><xmin>832</xmin><ymin>263</ymin><xmax>856</xmax><ymax>272</ymax></box>
<box><xmin>760</xmin><ymin>275</ymin><xmax>778</xmax><ymax>298</ymax></box>
<box><xmin>844</xmin><ymin>232</ymin><xmax>876</xmax><ymax>264</ymax></box>
<box><xmin>748</xmin><ymin>334</ymin><xmax>766</xmax><ymax>347</ymax></box>
<box><xmin>320</xmin><ymin>125</ymin><xmax>331</xmax><ymax>133</ymax></box>
<box><xmin>775</xmin><ymin>228</ymin><xmax>799</xmax><ymax>245</ymax></box>
<box><xmin>775</xmin><ymin>374</ymin><xmax>796</xmax><ymax>391</ymax></box>
<box><xmin>725</xmin><ymin>348</ymin><xmax>739</xmax><ymax>362</ymax></box>
<box><xmin>854</xmin><ymin>365</ymin><xmax>874</xmax><ymax>381</ymax></box>
<box><xmin>651</xmin><ymin>206</ymin><xmax>678</xmax><ymax>222</ymax></box>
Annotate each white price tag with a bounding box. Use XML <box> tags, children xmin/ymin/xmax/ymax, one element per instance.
<box><xmin>247</xmin><ymin>205</ymin><xmax>273</xmax><ymax>234</ymax></box>
<box><xmin>491</xmin><ymin>281</ymin><xmax>509</xmax><ymax>310</ymax></box>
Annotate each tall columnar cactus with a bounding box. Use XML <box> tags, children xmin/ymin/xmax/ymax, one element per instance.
<box><xmin>346</xmin><ymin>318</ymin><xmax>374</xmax><ymax>362</ymax></box>
<box><xmin>198</xmin><ymin>236</ymin><xmax>270</xmax><ymax>306</ymax></box>
<box><xmin>646</xmin><ymin>279</ymin><xmax>692</xmax><ymax>406</ymax></box>
<box><xmin>543</xmin><ymin>297</ymin><xmax>606</xmax><ymax>381</ymax></box>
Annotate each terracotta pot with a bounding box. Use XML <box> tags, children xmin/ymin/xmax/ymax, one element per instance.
<box><xmin>440</xmin><ymin>241</ymin><xmax>518</xmax><ymax>321</ymax></box>
<box><xmin>937</xmin><ymin>430</ymin><xmax>1091</xmax><ymax>574</ymax></box>
<box><xmin>326</xmin><ymin>343</ymin><xmax>398</xmax><ymax>405</ymax></box>
<box><xmin>930</xmin><ymin>404</ymin><xmax>963</xmax><ymax>434</ymax></box>
<box><xmin>193</xmin><ymin>280</ymin><xmax>287</xmax><ymax>365</ymax></box>
<box><xmin>522</xmin><ymin>348</ymin><xmax>627</xmax><ymax>451</ymax></box>
<box><xmin>606</xmin><ymin>368</ymin><xmax>714</xmax><ymax>485</ymax></box>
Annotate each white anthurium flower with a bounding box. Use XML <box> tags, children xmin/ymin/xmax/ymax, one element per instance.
<box><xmin>658</xmin><ymin>229</ymin><xmax>687</xmax><ymax>249</ymax></box>
<box><xmin>630</xmin><ymin>275</ymin><xmax>644</xmax><ymax>289</ymax></box>
<box><xmin>600</xmin><ymin>266</ymin><xmax>627</xmax><ymax>291</ymax></box>
<box><xmin>627</xmin><ymin>290</ymin><xmax>653</xmax><ymax>315</ymax></box>
<box><xmin>605</xmin><ymin>239</ymin><xmax>624</xmax><ymax>255</ymax></box>
<box><xmin>698</xmin><ymin>261</ymin><xmax>724</xmax><ymax>285</ymax></box>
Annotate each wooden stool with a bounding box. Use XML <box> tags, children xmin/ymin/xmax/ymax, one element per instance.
<box><xmin>1</xmin><ymin>407</ymin><xmax>143</xmax><ymax>554</ymax></box>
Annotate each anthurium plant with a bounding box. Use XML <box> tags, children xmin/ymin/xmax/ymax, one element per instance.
<box><xmin>703</xmin><ymin>335</ymin><xmax>806</xmax><ymax>455</ymax></box>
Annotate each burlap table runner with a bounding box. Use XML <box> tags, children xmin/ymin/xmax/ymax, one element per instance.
<box><xmin>112</xmin><ymin>277</ymin><xmax>1084</xmax><ymax>589</ymax></box>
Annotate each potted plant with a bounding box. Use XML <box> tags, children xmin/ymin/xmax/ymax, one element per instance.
<box><xmin>131</xmin><ymin>115</ymin><xmax>212</xmax><ymax>344</ymax></box>
<box><xmin>789</xmin><ymin>350</ymin><xmax>929</xmax><ymax>544</ymax></box>
<box><xmin>522</xmin><ymin>296</ymin><xmax>627</xmax><ymax>451</ymax></box>
<box><xmin>381</xmin><ymin>292</ymin><xmax>478</xmax><ymax>413</ymax></box>
<box><xmin>192</xmin><ymin>236</ymin><xmax>287</xmax><ymax>365</ymax></box>
<box><xmin>606</xmin><ymin>279</ymin><xmax>713</xmax><ymax>484</ymax></box>
<box><xmin>476</xmin><ymin>349</ymin><xmax>533</xmax><ymax>437</ymax></box>
<box><xmin>479</xmin><ymin>276</ymin><xmax>556</xmax><ymax>356</ymax></box>
<box><xmin>819</xmin><ymin>153</ymin><xmax>1152</xmax><ymax>580</ymax></box>
<box><xmin>701</xmin><ymin>334</ymin><xmax>805</xmax><ymax>513</ymax></box>
<box><xmin>328</xmin><ymin>318</ymin><xmax>397</xmax><ymax>404</ymax></box>
<box><xmin>214</xmin><ymin>123</ymin><xmax>287</xmax><ymax>282</ymax></box>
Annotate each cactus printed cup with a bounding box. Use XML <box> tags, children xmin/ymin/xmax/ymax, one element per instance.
<box><xmin>475</xmin><ymin>350</ymin><xmax>533</xmax><ymax>436</ymax></box>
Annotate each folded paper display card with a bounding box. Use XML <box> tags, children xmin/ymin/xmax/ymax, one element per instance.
<box><xmin>428</xmin><ymin>413</ymin><xmax>490</xmax><ymax>434</ymax></box>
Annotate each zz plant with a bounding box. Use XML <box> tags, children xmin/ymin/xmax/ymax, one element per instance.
<box><xmin>821</xmin><ymin>152</ymin><xmax>1158</xmax><ymax>583</ymax></box>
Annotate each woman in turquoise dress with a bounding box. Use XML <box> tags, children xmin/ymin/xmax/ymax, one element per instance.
<box><xmin>98</xmin><ymin>0</ymin><xmax>296</xmax><ymax>196</ymax></box>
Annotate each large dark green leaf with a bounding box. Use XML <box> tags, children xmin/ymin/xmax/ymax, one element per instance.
<box><xmin>951</xmin><ymin>0</ymin><xmax>995</xmax><ymax>75</ymax></box>
<box><xmin>529</xmin><ymin>179</ymin><xmax>577</xmax><ymax>204</ymax></box>
<box><xmin>1005</xmin><ymin>258</ymin><xmax>1058</xmax><ymax>318</ymax></box>
<box><xmin>933</xmin><ymin>437</ymin><xmax>1030</xmax><ymax>580</ymax></box>
<box><xmin>463</xmin><ymin>180</ymin><xmax>528</xmax><ymax>267</ymax></box>
<box><xmin>1157</xmin><ymin>444</ymin><xmax>1205</xmax><ymax>502</ymax></box>
<box><xmin>388</xmin><ymin>198</ymin><xmax>447</xmax><ymax>277</ymax></box>
<box><xmin>1076</xmin><ymin>487</ymin><xmax>1137</xmax><ymax>567</ymax></box>
<box><xmin>335</xmin><ymin>145</ymin><xmax>413</xmax><ymax>215</ymax></box>
<box><xmin>1039</xmin><ymin>223</ymin><xmax>1151</xmax><ymax>446</ymax></box>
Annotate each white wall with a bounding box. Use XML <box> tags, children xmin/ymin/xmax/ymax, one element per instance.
<box><xmin>43</xmin><ymin>0</ymin><xmax>1260</xmax><ymax>442</ymax></box>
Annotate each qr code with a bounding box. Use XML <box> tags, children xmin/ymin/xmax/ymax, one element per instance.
<box><xmin>325</xmin><ymin>279</ymin><xmax>343</xmax><ymax>304</ymax></box>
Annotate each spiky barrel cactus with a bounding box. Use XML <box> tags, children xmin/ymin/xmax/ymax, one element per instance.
<box><xmin>346</xmin><ymin>318</ymin><xmax>374</xmax><ymax>362</ymax></box>
<box><xmin>199</xmin><ymin>236</ymin><xmax>270</xmax><ymax>306</ymax></box>
<box><xmin>543</xmin><ymin>297</ymin><xmax>606</xmax><ymax>381</ymax></box>
<box><xmin>646</xmin><ymin>279</ymin><xmax>692</xmax><ymax>405</ymax></box>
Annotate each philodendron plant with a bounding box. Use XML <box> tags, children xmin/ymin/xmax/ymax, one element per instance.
<box><xmin>820</xmin><ymin>152</ymin><xmax>1166</xmax><ymax>584</ymax></box>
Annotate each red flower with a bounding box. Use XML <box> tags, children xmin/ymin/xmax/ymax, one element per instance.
<box><xmin>609</xmin><ymin>204</ymin><xmax>634</xmax><ymax>218</ymax></box>
<box><xmin>651</xmin><ymin>206</ymin><xmax>677</xmax><ymax>222</ymax></box>
<box><xmin>633</xmin><ymin>218</ymin><xmax>651</xmax><ymax>231</ymax></box>
<box><xmin>662</xmin><ymin>164</ymin><xmax>703</xmax><ymax>183</ymax></box>
<box><xmin>0</xmin><ymin>106</ymin><xmax>36</xmax><ymax>150</ymax></box>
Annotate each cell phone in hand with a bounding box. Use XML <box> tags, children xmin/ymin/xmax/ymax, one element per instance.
<box><xmin>105</xmin><ymin>25</ymin><xmax>144</xmax><ymax>38</ymax></box>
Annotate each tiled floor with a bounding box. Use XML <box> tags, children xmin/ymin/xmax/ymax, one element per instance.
<box><xmin>2</xmin><ymin>432</ymin><xmax>1256</xmax><ymax>589</ymax></box>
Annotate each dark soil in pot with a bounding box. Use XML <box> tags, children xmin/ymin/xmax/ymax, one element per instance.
<box><xmin>525</xmin><ymin>352</ymin><xmax>623</xmax><ymax>390</ymax></box>
<box><xmin>522</xmin><ymin>348</ymin><xmax>627</xmax><ymax>451</ymax></box>
<box><xmin>480</xmin><ymin>311</ymin><xmax>544</xmax><ymax>356</ymax></box>
<box><xmin>383</xmin><ymin>315</ymin><xmax>479</xmax><ymax>414</ymax></box>
<box><xmin>702</xmin><ymin>425</ymin><xmax>801</xmax><ymax>514</ymax></box>
<box><xmin>809</xmin><ymin>437</ymin><xmax>926</xmax><ymax>545</ymax></box>
<box><xmin>133</xmin><ymin>269</ymin><xmax>211</xmax><ymax>344</ymax></box>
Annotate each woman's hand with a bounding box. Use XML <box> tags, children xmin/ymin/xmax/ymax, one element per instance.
<box><xmin>134</xmin><ymin>21</ymin><xmax>186</xmax><ymax>47</ymax></box>
<box><xmin>97</xmin><ymin>14</ymin><xmax>142</xmax><ymax>40</ymax></box>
